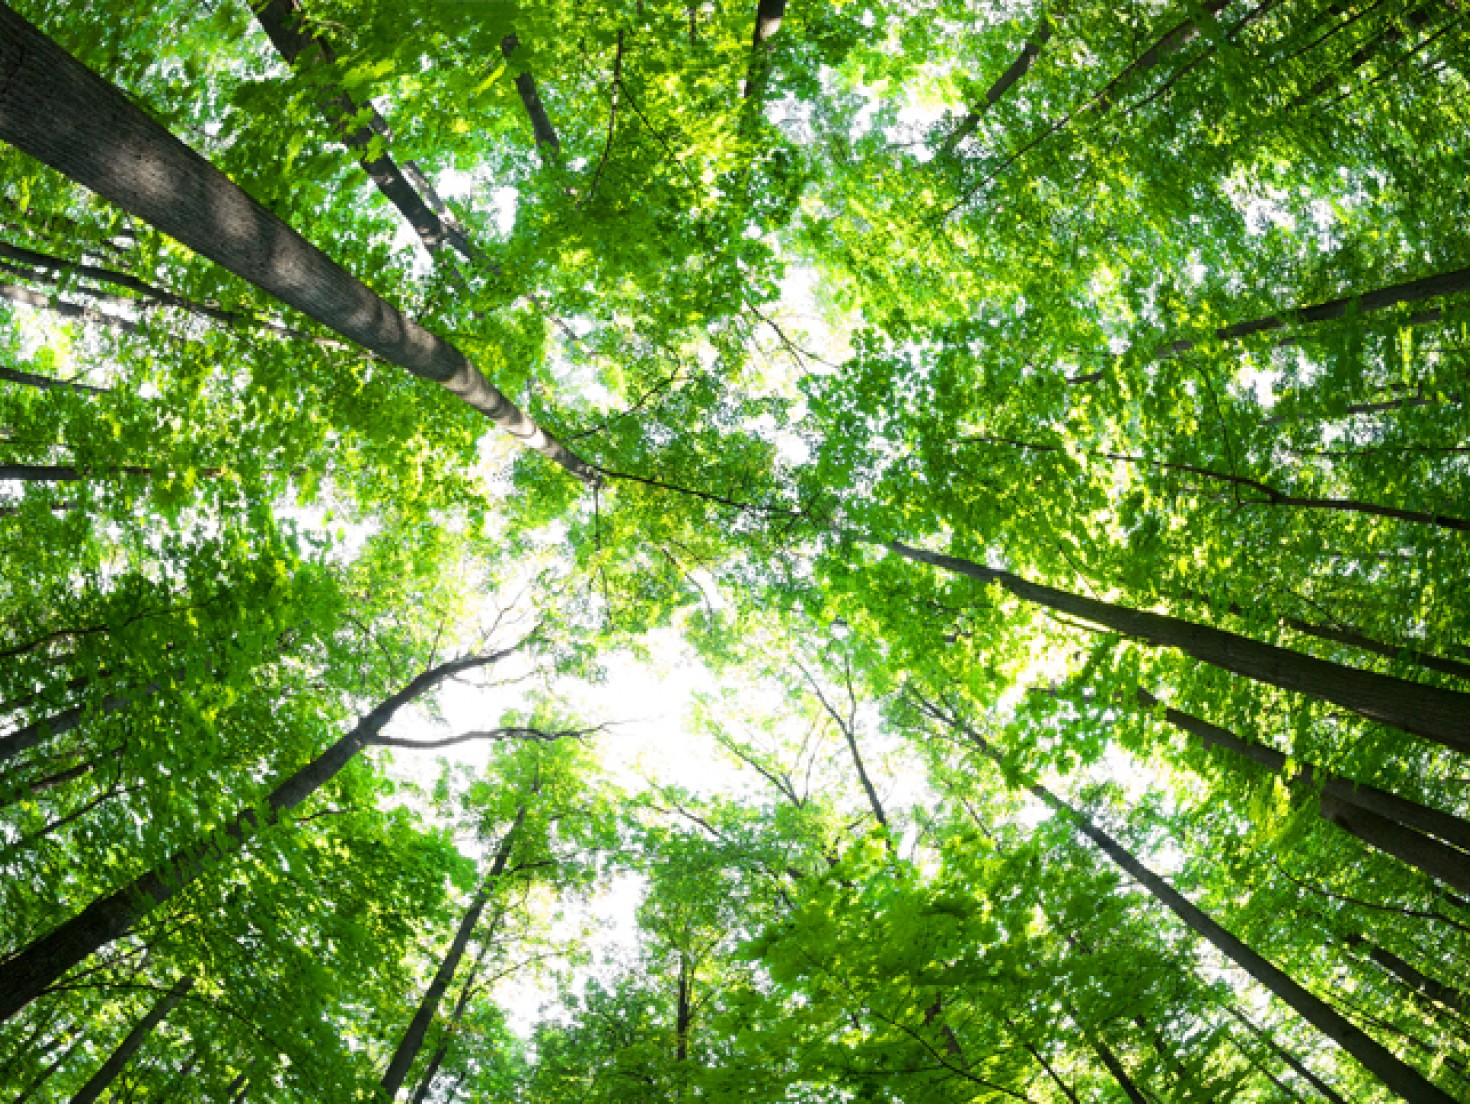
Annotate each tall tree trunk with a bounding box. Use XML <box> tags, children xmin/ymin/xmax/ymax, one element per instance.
<box><xmin>741</xmin><ymin>0</ymin><xmax>787</xmax><ymax>99</ymax></box>
<box><xmin>887</xmin><ymin>540</ymin><xmax>1470</xmax><ymax>754</ymax></box>
<box><xmin>0</xmin><ymin>281</ymin><xmax>142</xmax><ymax>335</ymax></box>
<box><xmin>500</xmin><ymin>35</ymin><xmax>561</xmax><ymax>159</ymax></box>
<box><xmin>0</xmin><ymin>364</ymin><xmax>107</xmax><ymax>393</ymax></box>
<box><xmin>251</xmin><ymin>0</ymin><xmax>475</xmax><ymax>260</ymax></box>
<box><xmin>1222</xmin><ymin>1004</ymin><xmax>1349</xmax><ymax>1104</ymax></box>
<box><xmin>675</xmin><ymin>952</ymin><xmax>692</xmax><ymax>1062</ymax></box>
<box><xmin>68</xmin><ymin>977</ymin><xmax>192</xmax><ymax>1104</ymax></box>
<box><xmin>0</xmin><ymin>6</ymin><xmax>596</xmax><ymax>484</ymax></box>
<box><xmin>920</xmin><ymin>697</ymin><xmax>1459</xmax><ymax>1104</ymax></box>
<box><xmin>379</xmin><ymin>809</ymin><xmax>525</xmax><ymax>1100</ymax></box>
<box><xmin>1282</xmin><ymin>617</ymin><xmax>1470</xmax><ymax>683</ymax></box>
<box><xmin>1346</xmin><ymin>933</ymin><xmax>1470</xmax><ymax>1014</ymax></box>
<box><xmin>0</xmin><ymin>652</ymin><xmax>500</xmax><ymax>1024</ymax></box>
<box><xmin>0</xmin><ymin>690</ymin><xmax>136</xmax><ymax>765</ymax></box>
<box><xmin>408</xmin><ymin>927</ymin><xmax>497</xmax><ymax>1104</ymax></box>
<box><xmin>942</xmin><ymin>10</ymin><xmax>1059</xmax><ymax>154</ymax></box>
<box><xmin>1162</xmin><ymin>266</ymin><xmax>1470</xmax><ymax>356</ymax></box>
<box><xmin>1084</xmin><ymin>1027</ymin><xmax>1150</xmax><ymax>1104</ymax></box>
<box><xmin>1137</xmin><ymin>689</ymin><xmax>1470</xmax><ymax>890</ymax></box>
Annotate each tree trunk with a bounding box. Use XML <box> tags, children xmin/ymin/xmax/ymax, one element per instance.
<box><xmin>675</xmin><ymin>953</ymin><xmax>692</xmax><ymax>1062</ymax></box>
<box><xmin>0</xmin><ymin>653</ymin><xmax>498</xmax><ymax>1024</ymax></box>
<box><xmin>925</xmin><ymin>699</ymin><xmax>1459</xmax><ymax>1104</ymax></box>
<box><xmin>0</xmin><ymin>6</ymin><xmax>595</xmax><ymax>484</ymax></box>
<box><xmin>0</xmin><ymin>364</ymin><xmax>106</xmax><ymax>393</ymax></box>
<box><xmin>0</xmin><ymin>690</ymin><xmax>136</xmax><ymax>765</ymax></box>
<box><xmin>69</xmin><ymin>976</ymin><xmax>192</xmax><ymax>1104</ymax></box>
<box><xmin>942</xmin><ymin>10</ymin><xmax>1058</xmax><ymax>153</ymax></box>
<box><xmin>379</xmin><ymin>809</ymin><xmax>524</xmax><ymax>1100</ymax></box>
<box><xmin>887</xmin><ymin>540</ymin><xmax>1470</xmax><ymax>754</ymax></box>
<box><xmin>1085</xmin><ymin>1028</ymin><xmax>1150</xmax><ymax>1104</ymax></box>
<box><xmin>251</xmin><ymin>0</ymin><xmax>475</xmax><ymax>260</ymax></box>
<box><xmin>408</xmin><ymin>928</ymin><xmax>497</xmax><ymax>1104</ymax></box>
<box><xmin>1283</xmin><ymin>617</ymin><xmax>1470</xmax><ymax>683</ymax></box>
<box><xmin>1162</xmin><ymin>266</ymin><xmax>1470</xmax><ymax>356</ymax></box>
<box><xmin>500</xmin><ymin>35</ymin><xmax>561</xmax><ymax>159</ymax></box>
<box><xmin>0</xmin><ymin>281</ymin><xmax>141</xmax><ymax>335</ymax></box>
<box><xmin>1346</xmin><ymin>933</ymin><xmax>1469</xmax><ymax>1014</ymax></box>
<box><xmin>1137</xmin><ymin>690</ymin><xmax>1470</xmax><ymax>889</ymax></box>
<box><xmin>741</xmin><ymin>0</ymin><xmax>787</xmax><ymax>99</ymax></box>
<box><xmin>1222</xmin><ymin>1004</ymin><xmax>1350</xmax><ymax>1104</ymax></box>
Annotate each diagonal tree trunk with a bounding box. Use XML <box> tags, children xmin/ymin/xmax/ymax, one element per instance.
<box><xmin>379</xmin><ymin>808</ymin><xmax>525</xmax><ymax>1100</ymax></box>
<box><xmin>886</xmin><ymin>539</ymin><xmax>1470</xmax><ymax>754</ymax></box>
<box><xmin>69</xmin><ymin>977</ymin><xmax>193</xmax><ymax>1104</ymax></box>
<box><xmin>1345</xmin><ymin>932</ymin><xmax>1470</xmax><ymax>1014</ymax></box>
<box><xmin>1137</xmin><ymin>689</ymin><xmax>1470</xmax><ymax>891</ymax></box>
<box><xmin>0</xmin><ymin>5</ymin><xmax>596</xmax><ymax>483</ymax></box>
<box><xmin>407</xmin><ymin>929</ymin><xmax>496</xmax><ymax>1104</ymax></box>
<box><xmin>0</xmin><ymin>651</ymin><xmax>507</xmax><ymax>1024</ymax></box>
<box><xmin>1222</xmin><ymin>1004</ymin><xmax>1350</xmax><ymax>1104</ymax></box>
<box><xmin>500</xmin><ymin>34</ymin><xmax>561</xmax><ymax>160</ymax></box>
<box><xmin>917</xmin><ymin>695</ymin><xmax>1459</xmax><ymax>1104</ymax></box>
<box><xmin>250</xmin><ymin>0</ymin><xmax>475</xmax><ymax>260</ymax></box>
<box><xmin>941</xmin><ymin>9</ymin><xmax>1060</xmax><ymax>155</ymax></box>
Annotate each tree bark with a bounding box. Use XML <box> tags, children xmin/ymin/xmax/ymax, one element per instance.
<box><xmin>0</xmin><ymin>364</ymin><xmax>107</xmax><ymax>393</ymax></box>
<box><xmin>500</xmin><ymin>35</ymin><xmax>561</xmax><ymax>159</ymax></box>
<box><xmin>0</xmin><ymin>6</ymin><xmax>596</xmax><ymax>483</ymax></box>
<box><xmin>1085</xmin><ymin>1028</ymin><xmax>1150</xmax><ymax>1104</ymax></box>
<box><xmin>69</xmin><ymin>976</ymin><xmax>193</xmax><ymax>1104</ymax></box>
<box><xmin>0</xmin><ymin>652</ymin><xmax>501</xmax><ymax>1024</ymax></box>
<box><xmin>1283</xmin><ymin>617</ymin><xmax>1470</xmax><ymax>683</ymax></box>
<box><xmin>741</xmin><ymin>0</ymin><xmax>787</xmax><ymax>99</ymax></box>
<box><xmin>1162</xmin><ymin>266</ymin><xmax>1470</xmax><ymax>356</ymax></box>
<box><xmin>675</xmin><ymin>952</ymin><xmax>692</xmax><ymax>1062</ymax></box>
<box><xmin>942</xmin><ymin>10</ymin><xmax>1058</xmax><ymax>154</ymax></box>
<box><xmin>923</xmin><ymin>698</ymin><xmax>1459</xmax><ymax>1104</ymax></box>
<box><xmin>0</xmin><ymin>690</ymin><xmax>136</xmax><ymax>765</ymax></box>
<box><xmin>886</xmin><ymin>540</ymin><xmax>1470</xmax><ymax>754</ymax></box>
<box><xmin>407</xmin><ymin>929</ymin><xmax>496</xmax><ymax>1104</ymax></box>
<box><xmin>379</xmin><ymin>808</ymin><xmax>524</xmax><ymax>1100</ymax></box>
<box><xmin>1222</xmin><ymin>1004</ymin><xmax>1350</xmax><ymax>1104</ymax></box>
<box><xmin>1346</xmin><ymin>933</ymin><xmax>1470</xmax><ymax>1014</ymax></box>
<box><xmin>251</xmin><ymin>0</ymin><xmax>475</xmax><ymax>260</ymax></box>
<box><xmin>1137</xmin><ymin>690</ymin><xmax>1470</xmax><ymax>890</ymax></box>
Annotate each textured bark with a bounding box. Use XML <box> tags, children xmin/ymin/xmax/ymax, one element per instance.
<box><xmin>1162</xmin><ymin>266</ymin><xmax>1470</xmax><ymax>356</ymax></box>
<box><xmin>69</xmin><ymin>977</ymin><xmax>193</xmax><ymax>1104</ymax></box>
<box><xmin>942</xmin><ymin>11</ymin><xmax>1057</xmax><ymax>153</ymax></box>
<box><xmin>922</xmin><ymin>699</ymin><xmax>1458</xmax><ymax>1104</ymax></box>
<box><xmin>1138</xmin><ymin>690</ymin><xmax>1470</xmax><ymax>887</ymax></box>
<box><xmin>500</xmin><ymin>35</ymin><xmax>561</xmax><ymax>158</ymax></box>
<box><xmin>0</xmin><ymin>691</ymin><xmax>135</xmax><ymax>765</ymax></box>
<box><xmin>0</xmin><ymin>653</ymin><xmax>499</xmax><ymax>1024</ymax></box>
<box><xmin>0</xmin><ymin>7</ymin><xmax>596</xmax><ymax>483</ymax></box>
<box><xmin>887</xmin><ymin>540</ymin><xmax>1470</xmax><ymax>754</ymax></box>
<box><xmin>380</xmin><ymin>810</ymin><xmax>523</xmax><ymax>1100</ymax></box>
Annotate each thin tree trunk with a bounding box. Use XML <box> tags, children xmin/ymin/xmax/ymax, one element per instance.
<box><xmin>379</xmin><ymin>809</ymin><xmax>524</xmax><ymax>1100</ymax></box>
<box><xmin>251</xmin><ymin>0</ymin><xmax>474</xmax><ymax>259</ymax></box>
<box><xmin>920</xmin><ymin>697</ymin><xmax>1459</xmax><ymax>1104</ymax></box>
<box><xmin>0</xmin><ymin>282</ymin><xmax>141</xmax><ymax>335</ymax></box>
<box><xmin>1137</xmin><ymin>690</ymin><xmax>1470</xmax><ymax>888</ymax></box>
<box><xmin>0</xmin><ymin>691</ymin><xmax>136</xmax><ymax>765</ymax></box>
<box><xmin>942</xmin><ymin>10</ymin><xmax>1058</xmax><ymax>154</ymax></box>
<box><xmin>1086</xmin><ymin>1028</ymin><xmax>1150</xmax><ymax>1104</ymax></box>
<box><xmin>0</xmin><ymin>364</ymin><xmax>107</xmax><ymax>394</ymax></box>
<box><xmin>1283</xmin><ymin>617</ymin><xmax>1470</xmax><ymax>683</ymax></box>
<box><xmin>500</xmin><ymin>35</ymin><xmax>561</xmax><ymax>159</ymax></box>
<box><xmin>0</xmin><ymin>7</ymin><xmax>596</xmax><ymax>483</ymax></box>
<box><xmin>887</xmin><ymin>540</ymin><xmax>1470</xmax><ymax>754</ymax></box>
<box><xmin>1222</xmin><ymin>1004</ymin><xmax>1349</xmax><ymax>1104</ymax></box>
<box><xmin>1346</xmin><ymin>933</ymin><xmax>1470</xmax><ymax>1014</ymax></box>
<box><xmin>0</xmin><ymin>652</ymin><xmax>501</xmax><ymax>1024</ymax></box>
<box><xmin>69</xmin><ymin>977</ymin><xmax>192</xmax><ymax>1104</ymax></box>
<box><xmin>1162</xmin><ymin>266</ymin><xmax>1470</xmax><ymax>357</ymax></box>
<box><xmin>407</xmin><ymin>928</ymin><xmax>497</xmax><ymax>1104</ymax></box>
<box><xmin>675</xmin><ymin>953</ymin><xmax>692</xmax><ymax>1062</ymax></box>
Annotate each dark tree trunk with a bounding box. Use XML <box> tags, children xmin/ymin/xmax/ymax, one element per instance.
<box><xmin>0</xmin><ymin>364</ymin><xmax>106</xmax><ymax>393</ymax></box>
<box><xmin>942</xmin><ymin>10</ymin><xmax>1058</xmax><ymax>153</ymax></box>
<box><xmin>1347</xmin><ymin>933</ymin><xmax>1469</xmax><ymax>1014</ymax></box>
<box><xmin>887</xmin><ymin>540</ymin><xmax>1470</xmax><ymax>754</ymax></box>
<box><xmin>1222</xmin><ymin>1005</ymin><xmax>1350</xmax><ymax>1104</ymax></box>
<box><xmin>675</xmin><ymin>953</ymin><xmax>692</xmax><ymax>1062</ymax></box>
<box><xmin>1137</xmin><ymin>690</ymin><xmax>1470</xmax><ymax>890</ymax></box>
<box><xmin>0</xmin><ymin>653</ymin><xmax>497</xmax><ymax>1024</ymax></box>
<box><xmin>1086</xmin><ymin>1029</ymin><xmax>1150</xmax><ymax>1104</ymax></box>
<box><xmin>251</xmin><ymin>0</ymin><xmax>475</xmax><ymax>260</ymax></box>
<box><xmin>0</xmin><ymin>690</ymin><xmax>135</xmax><ymax>765</ymax></box>
<box><xmin>0</xmin><ymin>281</ymin><xmax>141</xmax><ymax>334</ymax></box>
<box><xmin>1162</xmin><ymin>266</ymin><xmax>1470</xmax><ymax>356</ymax></box>
<box><xmin>741</xmin><ymin>0</ymin><xmax>787</xmax><ymax>99</ymax></box>
<box><xmin>0</xmin><ymin>6</ymin><xmax>595</xmax><ymax>483</ymax></box>
<box><xmin>1283</xmin><ymin>617</ymin><xmax>1470</xmax><ymax>683</ymax></box>
<box><xmin>69</xmin><ymin>977</ymin><xmax>192</xmax><ymax>1104</ymax></box>
<box><xmin>921</xmin><ymin>698</ymin><xmax>1459</xmax><ymax>1104</ymax></box>
<box><xmin>408</xmin><ymin>929</ymin><xmax>496</xmax><ymax>1104</ymax></box>
<box><xmin>500</xmin><ymin>35</ymin><xmax>561</xmax><ymax>159</ymax></box>
<box><xmin>379</xmin><ymin>810</ymin><xmax>524</xmax><ymax>1099</ymax></box>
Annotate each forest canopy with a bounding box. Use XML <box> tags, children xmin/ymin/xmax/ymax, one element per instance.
<box><xmin>1</xmin><ymin>0</ymin><xmax>1469</xmax><ymax>1100</ymax></box>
